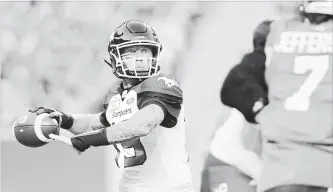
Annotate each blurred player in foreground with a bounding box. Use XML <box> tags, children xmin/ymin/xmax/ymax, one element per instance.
<box><xmin>200</xmin><ymin>19</ymin><xmax>272</xmax><ymax>192</ymax></box>
<box><xmin>221</xmin><ymin>1</ymin><xmax>333</xmax><ymax>192</ymax></box>
<box><xmin>29</xmin><ymin>20</ymin><xmax>194</xmax><ymax>192</ymax></box>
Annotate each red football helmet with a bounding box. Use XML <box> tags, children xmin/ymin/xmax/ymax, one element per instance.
<box><xmin>105</xmin><ymin>20</ymin><xmax>162</xmax><ymax>80</ymax></box>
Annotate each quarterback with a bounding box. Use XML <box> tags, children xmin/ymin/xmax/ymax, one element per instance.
<box><xmin>30</xmin><ymin>20</ymin><xmax>194</xmax><ymax>192</ymax></box>
<box><xmin>221</xmin><ymin>1</ymin><xmax>333</xmax><ymax>192</ymax></box>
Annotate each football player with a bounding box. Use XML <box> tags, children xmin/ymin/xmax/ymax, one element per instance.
<box><xmin>200</xmin><ymin>19</ymin><xmax>272</xmax><ymax>192</ymax></box>
<box><xmin>221</xmin><ymin>1</ymin><xmax>333</xmax><ymax>192</ymax></box>
<box><xmin>30</xmin><ymin>20</ymin><xmax>194</xmax><ymax>192</ymax></box>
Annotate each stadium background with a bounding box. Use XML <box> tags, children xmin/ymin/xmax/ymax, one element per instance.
<box><xmin>0</xmin><ymin>2</ymin><xmax>298</xmax><ymax>192</ymax></box>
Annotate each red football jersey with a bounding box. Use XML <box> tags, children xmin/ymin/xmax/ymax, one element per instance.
<box><xmin>102</xmin><ymin>73</ymin><xmax>193</xmax><ymax>192</ymax></box>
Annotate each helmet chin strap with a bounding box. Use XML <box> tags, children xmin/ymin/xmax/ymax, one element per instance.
<box><xmin>104</xmin><ymin>57</ymin><xmax>119</xmax><ymax>74</ymax></box>
<box><xmin>103</xmin><ymin>58</ymin><xmax>112</xmax><ymax>67</ymax></box>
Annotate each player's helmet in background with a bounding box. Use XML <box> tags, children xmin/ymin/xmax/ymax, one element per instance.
<box><xmin>299</xmin><ymin>0</ymin><xmax>333</xmax><ymax>15</ymax></box>
<box><xmin>106</xmin><ymin>20</ymin><xmax>162</xmax><ymax>79</ymax></box>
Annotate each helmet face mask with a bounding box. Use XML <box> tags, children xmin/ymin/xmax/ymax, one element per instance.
<box><xmin>109</xmin><ymin>41</ymin><xmax>161</xmax><ymax>79</ymax></box>
<box><xmin>107</xmin><ymin>20</ymin><xmax>162</xmax><ymax>80</ymax></box>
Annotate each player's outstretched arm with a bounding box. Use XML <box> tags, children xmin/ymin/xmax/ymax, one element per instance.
<box><xmin>63</xmin><ymin>113</ymin><xmax>108</xmax><ymax>134</ymax></box>
<box><xmin>29</xmin><ymin>107</ymin><xmax>109</xmax><ymax>135</ymax></box>
<box><xmin>104</xmin><ymin>103</ymin><xmax>164</xmax><ymax>143</ymax></box>
<box><xmin>50</xmin><ymin>104</ymin><xmax>164</xmax><ymax>152</ymax></box>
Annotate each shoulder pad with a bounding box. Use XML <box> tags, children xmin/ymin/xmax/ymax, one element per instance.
<box><xmin>137</xmin><ymin>73</ymin><xmax>182</xmax><ymax>98</ymax></box>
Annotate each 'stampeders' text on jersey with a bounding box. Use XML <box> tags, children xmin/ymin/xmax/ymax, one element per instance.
<box><xmin>258</xmin><ymin>17</ymin><xmax>333</xmax><ymax>191</ymax></box>
<box><xmin>103</xmin><ymin>73</ymin><xmax>193</xmax><ymax>192</ymax></box>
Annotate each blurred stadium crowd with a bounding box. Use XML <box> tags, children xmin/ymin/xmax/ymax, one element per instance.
<box><xmin>0</xmin><ymin>1</ymin><xmax>210</xmax><ymax>139</ymax></box>
<box><xmin>0</xmin><ymin>1</ymin><xmax>299</xmax><ymax>192</ymax></box>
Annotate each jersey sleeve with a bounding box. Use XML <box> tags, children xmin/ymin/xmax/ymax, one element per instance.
<box><xmin>137</xmin><ymin>74</ymin><xmax>183</xmax><ymax>128</ymax></box>
<box><xmin>220</xmin><ymin>50</ymin><xmax>269</xmax><ymax>124</ymax></box>
<box><xmin>220</xmin><ymin>18</ymin><xmax>283</xmax><ymax>123</ymax></box>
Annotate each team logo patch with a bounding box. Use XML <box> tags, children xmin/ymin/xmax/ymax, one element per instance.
<box><xmin>108</xmin><ymin>100</ymin><xmax>120</xmax><ymax>111</ymax></box>
<box><xmin>126</xmin><ymin>97</ymin><xmax>135</xmax><ymax>105</ymax></box>
<box><xmin>157</xmin><ymin>77</ymin><xmax>179</xmax><ymax>88</ymax></box>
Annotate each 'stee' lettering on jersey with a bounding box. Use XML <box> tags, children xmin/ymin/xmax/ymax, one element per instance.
<box><xmin>274</xmin><ymin>32</ymin><xmax>332</xmax><ymax>54</ymax></box>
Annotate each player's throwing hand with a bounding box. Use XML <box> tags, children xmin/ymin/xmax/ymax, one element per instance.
<box><xmin>49</xmin><ymin>133</ymin><xmax>83</xmax><ymax>155</ymax></box>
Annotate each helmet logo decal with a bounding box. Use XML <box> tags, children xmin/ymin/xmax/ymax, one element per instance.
<box><xmin>157</xmin><ymin>77</ymin><xmax>179</xmax><ymax>88</ymax></box>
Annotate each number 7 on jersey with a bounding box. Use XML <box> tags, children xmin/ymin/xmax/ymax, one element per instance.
<box><xmin>285</xmin><ymin>55</ymin><xmax>329</xmax><ymax>111</ymax></box>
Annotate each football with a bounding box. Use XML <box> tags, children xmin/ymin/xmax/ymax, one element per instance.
<box><xmin>12</xmin><ymin>113</ymin><xmax>60</xmax><ymax>148</ymax></box>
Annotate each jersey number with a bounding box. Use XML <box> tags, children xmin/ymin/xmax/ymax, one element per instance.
<box><xmin>114</xmin><ymin>139</ymin><xmax>147</xmax><ymax>168</ymax></box>
<box><xmin>285</xmin><ymin>55</ymin><xmax>329</xmax><ymax>111</ymax></box>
